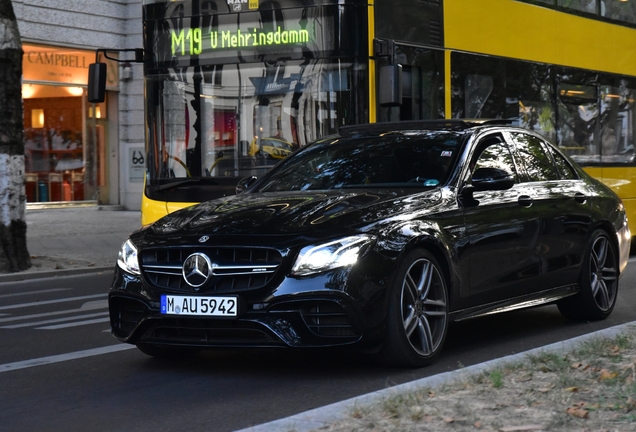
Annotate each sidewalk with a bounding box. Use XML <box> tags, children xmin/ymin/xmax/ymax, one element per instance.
<box><xmin>0</xmin><ymin>205</ymin><xmax>142</xmax><ymax>282</ymax></box>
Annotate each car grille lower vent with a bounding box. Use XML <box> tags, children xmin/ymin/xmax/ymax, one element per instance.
<box><xmin>110</xmin><ymin>297</ymin><xmax>147</xmax><ymax>338</ymax></box>
<box><xmin>140</xmin><ymin>247</ymin><xmax>283</xmax><ymax>293</ymax></box>
<box><xmin>301</xmin><ymin>302</ymin><xmax>356</xmax><ymax>338</ymax></box>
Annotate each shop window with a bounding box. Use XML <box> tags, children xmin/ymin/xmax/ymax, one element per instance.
<box><xmin>23</xmin><ymin>84</ymin><xmax>86</xmax><ymax>203</ymax></box>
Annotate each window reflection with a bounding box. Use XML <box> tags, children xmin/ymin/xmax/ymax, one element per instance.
<box><xmin>522</xmin><ymin>0</ymin><xmax>636</xmax><ymax>26</ymax></box>
<box><xmin>510</xmin><ymin>133</ymin><xmax>560</xmax><ymax>181</ymax></box>
<box><xmin>473</xmin><ymin>139</ymin><xmax>518</xmax><ymax>181</ymax></box>
<box><xmin>256</xmin><ymin>133</ymin><xmax>463</xmax><ymax>192</ymax></box>
<box><xmin>149</xmin><ymin>59</ymin><xmax>353</xmax><ymax>183</ymax></box>
<box><xmin>452</xmin><ymin>52</ymin><xmax>636</xmax><ymax>167</ymax></box>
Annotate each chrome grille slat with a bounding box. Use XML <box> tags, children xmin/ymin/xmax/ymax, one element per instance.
<box><xmin>140</xmin><ymin>247</ymin><xmax>283</xmax><ymax>293</ymax></box>
<box><xmin>144</xmin><ymin>270</ymin><xmax>182</xmax><ymax>277</ymax></box>
<box><xmin>144</xmin><ymin>265</ymin><xmax>182</xmax><ymax>270</ymax></box>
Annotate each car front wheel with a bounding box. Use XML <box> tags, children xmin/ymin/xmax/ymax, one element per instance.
<box><xmin>558</xmin><ymin>229</ymin><xmax>619</xmax><ymax>321</ymax></box>
<box><xmin>379</xmin><ymin>249</ymin><xmax>449</xmax><ymax>368</ymax></box>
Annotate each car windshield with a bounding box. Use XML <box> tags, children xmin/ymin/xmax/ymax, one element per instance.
<box><xmin>256</xmin><ymin>131</ymin><xmax>465</xmax><ymax>192</ymax></box>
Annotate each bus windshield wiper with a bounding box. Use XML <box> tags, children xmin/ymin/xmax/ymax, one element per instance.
<box><xmin>152</xmin><ymin>177</ymin><xmax>227</xmax><ymax>192</ymax></box>
<box><xmin>153</xmin><ymin>178</ymin><xmax>202</xmax><ymax>192</ymax></box>
<box><xmin>152</xmin><ymin>178</ymin><xmax>223</xmax><ymax>191</ymax></box>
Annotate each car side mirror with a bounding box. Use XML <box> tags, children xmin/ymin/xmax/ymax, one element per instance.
<box><xmin>236</xmin><ymin>176</ymin><xmax>257</xmax><ymax>194</ymax></box>
<box><xmin>471</xmin><ymin>168</ymin><xmax>515</xmax><ymax>191</ymax></box>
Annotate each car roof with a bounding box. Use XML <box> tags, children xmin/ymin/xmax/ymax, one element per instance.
<box><xmin>338</xmin><ymin>119</ymin><xmax>514</xmax><ymax>137</ymax></box>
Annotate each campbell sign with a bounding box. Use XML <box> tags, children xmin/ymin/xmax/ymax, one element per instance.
<box><xmin>23</xmin><ymin>44</ymin><xmax>118</xmax><ymax>89</ymax></box>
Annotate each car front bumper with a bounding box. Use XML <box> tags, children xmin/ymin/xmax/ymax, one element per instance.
<box><xmin>108</xmin><ymin>262</ymin><xmax>391</xmax><ymax>350</ymax></box>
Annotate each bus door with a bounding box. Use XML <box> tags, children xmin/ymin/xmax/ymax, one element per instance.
<box><xmin>375</xmin><ymin>41</ymin><xmax>444</xmax><ymax>123</ymax></box>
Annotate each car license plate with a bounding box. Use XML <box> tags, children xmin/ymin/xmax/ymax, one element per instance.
<box><xmin>160</xmin><ymin>295</ymin><xmax>238</xmax><ymax>317</ymax></box>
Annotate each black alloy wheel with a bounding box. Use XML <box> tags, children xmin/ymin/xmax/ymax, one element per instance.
<box><xmin>558</xmin><ymin>229</ymin><xmax>619</xmax><ymax>321</ymax></box>
<box><xmin>380</xmin><ymin>249</ymin><xmax>449</xmax><ymax>367</ymax></box>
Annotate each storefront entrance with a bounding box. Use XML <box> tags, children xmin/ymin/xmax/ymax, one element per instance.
<box><xmin>22</xmin><ymin>44</ymin><xmax>112</xmax><ymax>205</ymax></box>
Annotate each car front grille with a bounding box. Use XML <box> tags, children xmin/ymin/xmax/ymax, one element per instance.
<box><xmin>140</xmin><ymin>247</ymin><xmax>283</xmax><ymax>293</ymax></box>
<box><xmin>148</xmin><ymin>325</ymin><xmax>277</xmax><ymax>346</ymax></box>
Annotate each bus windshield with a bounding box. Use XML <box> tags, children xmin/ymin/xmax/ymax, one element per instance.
<box><xmin>143</xmin><ymin>0</ymin><xmax>368</xmax><ymax>203</ymax></box>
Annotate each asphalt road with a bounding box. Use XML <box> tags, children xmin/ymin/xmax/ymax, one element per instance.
<box><xmin>1</xmin><ymin>262</ymin><xmax>635</xmax><ymax>432</ymax></box>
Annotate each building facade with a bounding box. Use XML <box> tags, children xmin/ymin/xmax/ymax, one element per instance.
<box><xmin>15</xmin><ymin>0</ymin><xmax>144</xmax><ymax>210</ymax></box>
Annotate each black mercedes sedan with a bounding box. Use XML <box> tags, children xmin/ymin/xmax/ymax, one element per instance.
<box><xmin>109</xmin><ymin>120</ymin><xmax>631</xmax><ymax>367</ymax></box>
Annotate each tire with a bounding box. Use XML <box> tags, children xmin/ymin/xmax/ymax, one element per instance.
<box><xmin>136</xmin><ymin>344</ymin><xmax>200</xmax><ymax>358</ymax></box>
<box><xmin>557</xmin><ymin>229</ymin><xmax>619</xmax><ymax>321</ymax></box>
<box><xmin>379</xmin><ymin>249</ymin><xmax>449</xmax><ymax>368</ymax></box>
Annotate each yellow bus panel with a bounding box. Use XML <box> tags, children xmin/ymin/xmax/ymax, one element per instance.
<box><xmin>444</xmin><ymin>0</ymin><xmax>636</xmax><ymax>77</ymax></box>
<box><xmin>141</xmin><ymin>192</ymin><xmax>196</xmax><ymax>226</ymax></box>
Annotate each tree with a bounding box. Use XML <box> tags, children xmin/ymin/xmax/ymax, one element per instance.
<box><xmin>0</xmin><ymin>0</ymin><xmax>30</xmax><ymax>272</ymax></box>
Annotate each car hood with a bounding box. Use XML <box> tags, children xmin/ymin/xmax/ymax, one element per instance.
<box><xmin>138</xmin><ymin>189</ymin><xmax>444</xmax><ymax>246</ymax></box>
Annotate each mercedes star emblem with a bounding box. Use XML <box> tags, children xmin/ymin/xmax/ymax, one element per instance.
<box><xmin>182</xmin><ymin>253</ymin><xmax>213</xmax><ymax>288</ymax></box>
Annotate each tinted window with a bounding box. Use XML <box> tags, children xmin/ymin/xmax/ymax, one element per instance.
<box><xmin>510</xmin><ymin>132</ymin><xmax>560</xmax><ymax>181</ymax></box>
<box><xmin>472</xmin><ymin>137</ymin><xmax>518</xmax><ymax>181</ymax></box>
<box><xmin>545</xmin><ymin>144</ymin><xmax>579</xmax><ymax>179</ymax></box>
<box><xmin>257</xmin><ymin>132</ymin><xmax>463</xmax><ymax>192</ymax></box>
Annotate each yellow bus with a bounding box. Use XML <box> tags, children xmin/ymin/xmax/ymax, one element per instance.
<box><xmin>123</xmin><ymin>0</ymin><xmax>636</xmax><ymax>232</ymax></box>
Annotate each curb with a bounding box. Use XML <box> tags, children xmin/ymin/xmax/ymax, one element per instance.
<box><xmin>236</xmin><ymin>321</ymin><xmax>636</xmax><ymax>432</ymax></box>
<box><xmin>0</xmin><ymin>266</ymin><xmax>114</xmax><ymax>283</ymax></box>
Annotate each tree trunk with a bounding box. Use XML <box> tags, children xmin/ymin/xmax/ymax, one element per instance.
<box><xmin>0</xmin><ymin>0</ymin><xmax>30</xmax><ymax>272</ymax></box>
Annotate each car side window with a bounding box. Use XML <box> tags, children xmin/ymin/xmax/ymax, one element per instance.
<box><xmin>472</xmin><ymin>138</ymin><xmax>518</xmax><ymax>182</ymax></box>
<box><xmin>509</xmin><ymin>132</ymin><xmax>560</xmax><ymax>182</ymax></box>
<box><xmin>545</xmin><ymin>144</ymin><xmax>579</xmax><ymax>180</ymax></box>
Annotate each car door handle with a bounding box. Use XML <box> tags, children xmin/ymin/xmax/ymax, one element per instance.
<box><xmin>574</xmin><ymin>192</ymin><xmax>587</xmax><ymax>204</ymax></box>
<box><xmin>518</xmin><ymin>195</ymin><xmax>533</xmax><ymax>207</ymax></box>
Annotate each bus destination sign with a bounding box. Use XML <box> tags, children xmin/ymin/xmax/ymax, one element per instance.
<box><xmin>171</xmin><ymin>26</ymin><xmax>310</xmax><ymax>57</ymax></box>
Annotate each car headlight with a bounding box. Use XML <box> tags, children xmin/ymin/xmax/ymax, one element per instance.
<box><xmin>117</xmin><ymin>239</ymin><xmax>140</xmax><ymax>275</ymax></box>
<box><xmin>291</xmin><ymin>235</ymin><xmax>375</xmax><ymax>276</ymax></box>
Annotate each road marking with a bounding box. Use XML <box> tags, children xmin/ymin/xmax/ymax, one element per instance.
<box><xmin>0</xmin><ymin>312</ymin><xmax>109</xmax><ymax>329</ymax></box>
<box><xmin>0</xmin><ymin>288</ymin><xmax>69</xmax><ymax>299</ymax></box>
<box><xmin>37</xmin><ymin>317</ymin><xmax>111</xmax><ymax>330</ymax></box>
<box><xmin>0</xmin><ymin>294</ymin><xmax>106</xmax><ymax>311</ymax></box>
<box><xmin>0</xmin><ymin>344</ymin><xmax>136</xmax><ymax>373</ymax></box>
<box><xmin>0</xmin><ymin>300</ymin><xmax>108</xmax><ymax>323</ymax></box>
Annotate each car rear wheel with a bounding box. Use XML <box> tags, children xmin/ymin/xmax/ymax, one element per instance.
<box><xmin>379</xmin><ymin>249</ymin><xmax>449</xmax><ymax>367</ymax></box>
<box><xmin>557</xmin><ymin>229</ymin><xmax>618</xmax><ymax>321</ymax></box>
<box><xmin>136</xmin><ymin>344</ymin><xmax>200</xmax><ymax>358</ymax></box>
